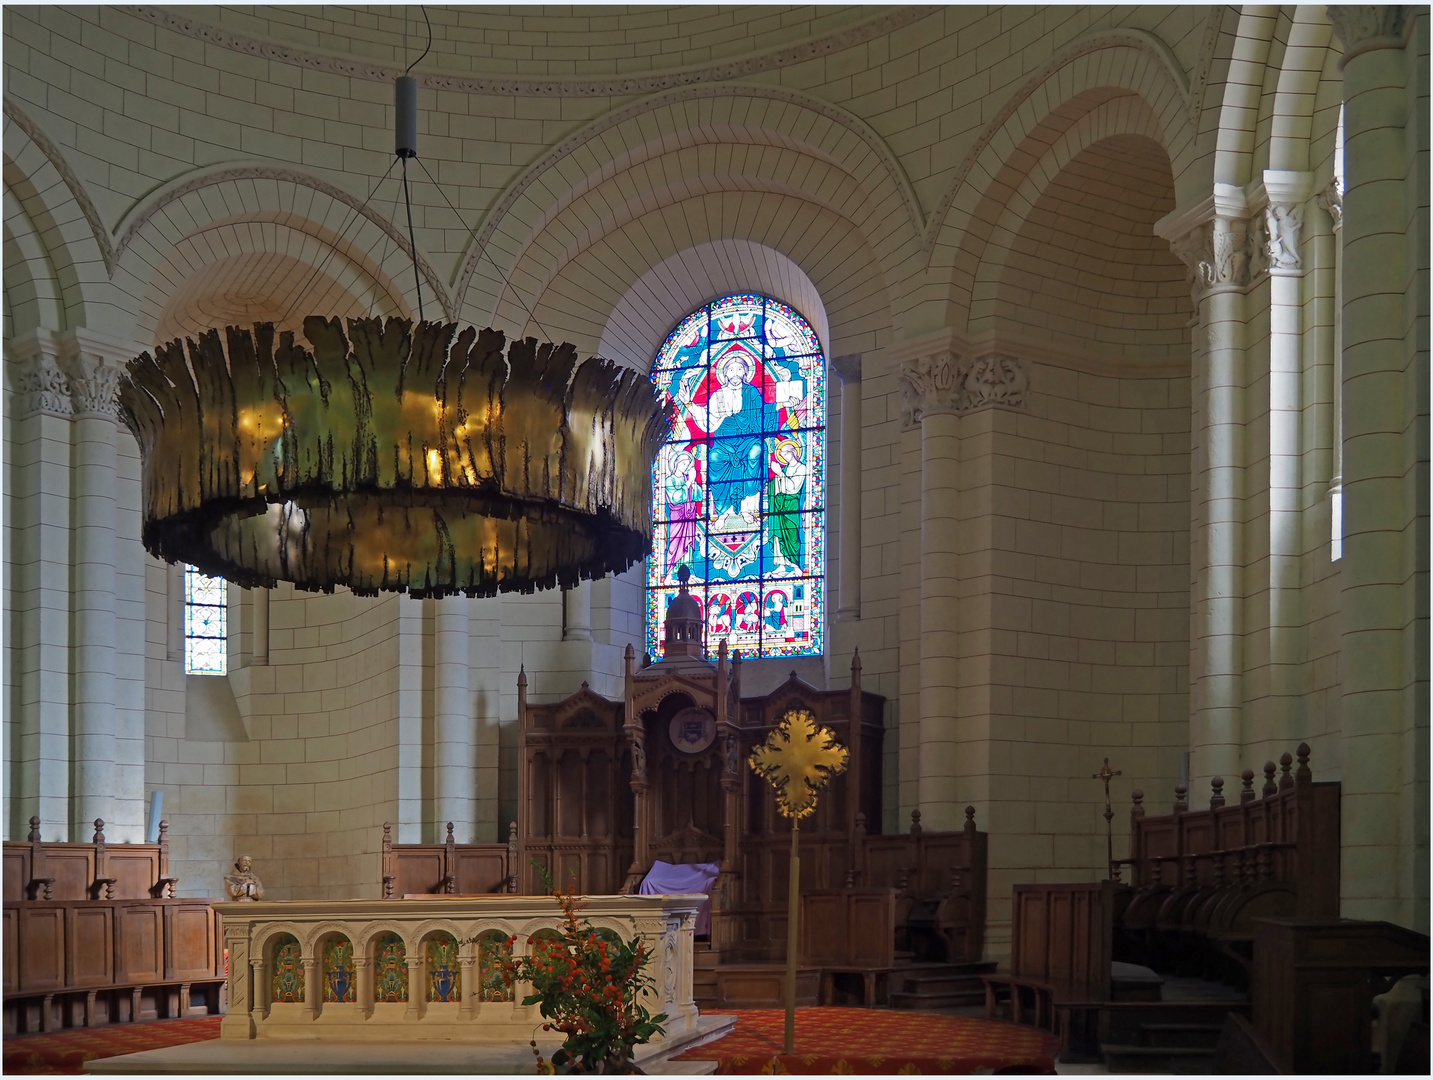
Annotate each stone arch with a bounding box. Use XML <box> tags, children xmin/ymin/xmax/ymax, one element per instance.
<box><xmin>511</xmin><ymin>189</ymin><xmax>891</xmax><ymax>366</ymax></box>
<box><xmin>2</xmin><ymin>103</ymin><xmax>113</xmax><ymax>334</ymax></box>
<box><xmin>453</xmin><ymin>84</ymin><xmax>922</xmax><ymax>329</ymax></box>
<box><xmin>1269</xmin><ymin>8</ymin><xmax>1341</xmax><ymax>174</ymax></box>
<box><xmin>110</xmin><ymin>163</ymin><xmax>448</xmax><ymax>346</ymax></box>
<box><xmin>962</xmin><ymin>95</ymin><xmax>1175</xmax><ymax>342</ymax></box>
<box><xmin>4</xmin><ymin>187</ymin><xmax>64</xmax><ymax>337</ymax></box>
<box><xmin>598</xmin><ymin>239</ymin><xmax>829</xmax><ymax>373</ymax></box>
<box><xmin>1212</xmin><ymin>7</ymin><xmax>1283</xmax><ymax>187</ymax></box>
<box><xmin>928</xmin><ymin>29</ymin><xmax>1196</xmax><ymax>329</ymax></box>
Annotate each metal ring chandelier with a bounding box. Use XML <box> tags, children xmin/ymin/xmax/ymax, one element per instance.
<box><xmin>119</xmin><ymin>31</ymin><xmax>672</xmax><ymax>599</ymax></box>
<box><xmin>120</xmin><ymin>317</ymin><xmax>670</xmax><ymax>598</ymax></box>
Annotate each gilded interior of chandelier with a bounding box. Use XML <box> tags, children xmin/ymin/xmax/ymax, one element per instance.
<box><xmin>119</xmin><ymin>317</ymin><xmax>671</xmax><ymax>597</ymax></box>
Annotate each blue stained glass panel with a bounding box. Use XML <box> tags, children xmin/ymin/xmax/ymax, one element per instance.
<box><xmin>183</xmin><ymin>564</ymin><xmax>226</xmax><ymax>675</ymax></box>
<box><xmin>646</xmin><ymin>294</ymin><xmax>825</xmax><ymax>660</ymax></box>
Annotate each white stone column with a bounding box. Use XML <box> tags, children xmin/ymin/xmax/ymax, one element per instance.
<box><xmin>253</xmin><ymin>588</ymin><xmax>270</xmax><ymax>666</ymax></box>
<box><xmin>62</xmin><ymin>350</ymin><xmax>125</xmax><ymax>838</ymax></box>
<box><xmin>562</xmin><ymin>582</ymin><xmax>592</xmax><ymax>641</ymax></box>
<box><xmin>1264</xmin><ymin>171</ymin><xmax>1316</xmax><ymax>746</ymax></box>
<box><xmin>902</xmin><ymin>351</ymin><xmax>963</xmax><ymax>832</ymax></box>
<box><xmin>470</xmin><ymin>596</ymin><xmax>502</xmax><ymax>839</ymax></box>
<box><xmin>1163</xmin><ymin>193</ymin><xmax>1260</xmax><ymax>791</ymax></box>
<box><xmin>4</xmin><ymin>335</ymin><xmax>74</xmax><ymax>838</ymax></box>
<box><xmin>1327</xmin><ymin>4</ymin><xmax>1426</xmax><ymax>926</ymax></box>
<box><xmin>434</xmin><ymin>595</ymin><xmax>472</xmax><ymax>841</ymax></box>
<box><xmin>833</xmin><ymin>354</ymin><xmax>862</xmax><ymax>622</ymax></box>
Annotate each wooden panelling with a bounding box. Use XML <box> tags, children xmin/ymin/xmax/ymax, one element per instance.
<box><xmin>165</xmin><ymin>904</ymin><xmax>217</xmax><ymax>980</ymax></box>
<box><xmin>107</xmin><ymin>852</ymin><xmax>161</xmax><ymax>900</ymax></box>
<box><xmin>116</xmin><ymin>905</ymin><xmax>164</xmax><ymax>983</ymax></box>
<box><xmin>46</xmin><ymin>852</ymin><xmax>94</xmax><ymax>900</ymax></box>
<box><xmin>3</xmin><ymin>908</ymin><xmax>17</xmax><ymax>993</ymax></box>
<box><xmin>3</xmin><ymin>852</ymin><xmax>28</xmax><ymax>901</ymax></box>
<box><xmin>1009</xmin><ymin>882</ymin><xmax>1111</xmax><ymax>998</ymax></box>
<box><xmin>68</xmin><ymin>906</ymin><xmax>114</xmax><ymax>986</ymax></box>
<box><xmin>17</xmin><ymin>907</ymin><xmax>64</xmax><ymax>991</ymax></box>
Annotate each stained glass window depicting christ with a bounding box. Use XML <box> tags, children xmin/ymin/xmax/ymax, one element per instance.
<box><xmin>646</xmin><ymin>294</ymin><xmax>826</xmax><ymax>660</ymax></box>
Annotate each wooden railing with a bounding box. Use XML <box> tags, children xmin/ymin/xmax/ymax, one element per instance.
<box><xmin>380</xmin><ymin>821</ymin><xmax>517</xmax><ymax>898</ymax></box>
<box><xmin>3</xmin><ymin>817</ymin><xmax>177</xmax><ymax>902</ymax></box>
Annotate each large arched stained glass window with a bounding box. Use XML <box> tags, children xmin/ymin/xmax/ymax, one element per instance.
<box><xmin>646</xmin><ymin>294</ymin><xmax>825</xmax><ymax>660</ymax></box>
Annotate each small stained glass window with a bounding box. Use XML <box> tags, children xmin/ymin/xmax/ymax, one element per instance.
<box><xmin>646</xmin><ymin>294</ymin><xmax>826</xmax><ymax>660</ymax></box>
<box><xmin>184</xmin><ymin>565</ymin><xmax>226</xmax><ymax>675</ymax></box>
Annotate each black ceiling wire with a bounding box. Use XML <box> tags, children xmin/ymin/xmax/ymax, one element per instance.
<box><xmin>407</xmin><ymin>5</ymin><xmax>432</xmax><ymax>75</ymax></box>
<box><xmin>401</xmin><ymin>156</ymin><xmax>424</xmax><ymax>322</ymax></box>
<box><xmin>414</xmin><ymin>155</ymin><xmax>556</xmax><ymax>344</ymax></box>
<box><xmin>281</xmin><ymin>156</ymin><xmax>398</xmax><ymax>329</ymax></box>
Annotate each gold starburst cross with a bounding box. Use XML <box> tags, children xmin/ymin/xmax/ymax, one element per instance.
<box><xmin>749</xmin><ymin>708</ymin><xmax>849</xmax><ymax>820</ymax></box>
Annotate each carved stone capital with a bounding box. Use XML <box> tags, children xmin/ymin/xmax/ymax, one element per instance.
<box><xmin>59</xmin><ymin>353</ymin><xmax>124</xmax><ymax>419</ymax></box>
<box><xmin>1265</xmin><ymin>202</ymin><xmax>1305</xmax><ymax>272</ymax></box>
<box><xmin>1168</xmin><ymin>212</ymin><xmax>1266</xmax><ymax>303</ymax></box>
<box><xmin>1328</xmin><ymin>5</ymin><xmax>1413</xmax><ymax>60</ymax></box>
<box><xmin>7</xmin><ymin>351</ymin><xmax>73</xmax><ymax>419</ymax></box>
<box><xmin>899</xmin><ymin>350</ymin><xmax>1028</xmax><ymax>426</ymax></box>
<box><xmin>1316</xmin><ymin>181</ymin><xmax>1344</xmax><ymax>233</ymax></box>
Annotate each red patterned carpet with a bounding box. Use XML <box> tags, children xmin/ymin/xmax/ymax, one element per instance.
<box><xmin>676</xmin><ymin>1008</ymin><xmax>1059</xmax><ymax>1074</ymax></box>
<box><xmin>3</xmin><ymin>1016</ymin><xmax>222</xmax><ymax>1074</ymax></box>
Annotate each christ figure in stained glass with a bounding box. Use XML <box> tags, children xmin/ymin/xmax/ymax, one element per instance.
<box><xmin>702</xmin><ymin>350</ymin><xmax>770</xmax><ymax>526</ymax></box>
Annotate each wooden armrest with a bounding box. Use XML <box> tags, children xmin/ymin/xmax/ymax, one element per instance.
<box><xmin>152</xmin><ymin>877</ymin><xmax>179</xmax><ymax>897</ymax></box>
<box><xmin>92</xmin><ymin>876</ymin><xmax>117</xmax><ymax>899</ymax></box>
<box><xmin>29</xmin><ymin>877</ymin><xmax>55</xmax><ymax>900</ymax></box>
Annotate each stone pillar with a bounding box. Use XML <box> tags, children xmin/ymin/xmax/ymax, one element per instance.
<box><xmin>1264</xmin><ymin>171</ymin><xmax>1316</xmax><ymax>745</ymax></box>
<box><xmin>253</xmin><ymin>588</ymin><xmax>270</xmax><ymax>665</ymax></box>
<box><xmin>562</xmin><ymin>582</ymin><xmax>592</xmax><ymax>640</ymax></box>
<box><xmin>833</xmin><ymin>354</ymin><xmax>862</xmax><ymax>622</ymax></box>
<box><xmin>1316</xmin><ymin>180</ymin><xmax>1345</xmax><ymax>557</ymax></box>
<box><xmin>4</xmin><ymin>335</ymin><xmax>74</xmax><ymax>838</ymax></box>
<box><xmin>354</xmin><ymin>956</ymin><xmax>372</xmax><ymax>1019</ymax></box>
<box><xmin>433</xmin><ymin>595</ymin><xmax>472</xmax><ymax>841</ymax></box>
<box><xmin>1327</xmin><ymin>4</ymin><xmax>1426</xmax><ymax>927</ymax></box>
<box><xmin>63</xmin><ymin>350</ymin><xmax>123</xmax><ymax>838</ymax></box>
<box><xmin>901</xmin><ymin>351</ymin><xmax>963</xmax><ymax>832</ymax></box>
<box><xmin>302</xmin><ymin>955</ymin><xmax>319</xmax><ymax>1019</ymax></box>
<box><xmin>1163</xmin><ymin>191</ymin><xmax>1262</xmax><ymax>791</ymax></box>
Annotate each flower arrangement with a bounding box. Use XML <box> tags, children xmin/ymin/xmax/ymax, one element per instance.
<box><xmin>497</xmin><ymin>867</ymin><xmax>667</xmax><ymax>1074</ymax></box>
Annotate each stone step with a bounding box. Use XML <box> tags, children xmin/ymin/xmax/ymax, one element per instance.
<box><xmin>1101</xmin><ymin>1043</ymin><xmax>1218</xmax><ymax>1074</ymax></box>
<box><xmin>1136</xmin><ymin>1021</ymin><xmax>1224</xmax><ymax>1048</ymax></box>
<box><xmin>888</xmin><ymin>988</ymin><xmax>987</xmax><ymax>1009</ymax></box>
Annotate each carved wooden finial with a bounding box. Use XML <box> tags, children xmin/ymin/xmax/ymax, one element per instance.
<box><xmin>1240</xmin><ymin>769</ymin><xmax>1256</xmax><ymax>802</ymax></box>
<box><xmin>1173</xmin><ymin>782</ymin><xmax>1188</xmax><ymax>813</ymax></box>
<box><xmin>1294</xmin><ymin>742</ymin><xmax>1312</xmax><ymax>783</ymax></box>
<box><xmin>445</xmin><ymin>821</ymin><xmax>455</xmax><ymax>843</ymax></box>
<box><xmin>964</xmin><ymin>805</ymin><xmax>977</xmax><ymax>833</ymax></box>
<box><xmin>909</xmin><ymin>809</ymin><xmax>922</xmax><ymax>836</ymax></box>
<box><xmin>92</xmin><ymin>819</ymin><xmax>106</xmax><ymax>844</ymax></box>
<box><xmin>508</xmin><ymin>820</ymin><xmax>518</xmax><ymax>842</ymax></box>
<box><xmin>28</xmin><ymin>815</ymin><xmax>41</xmax><ymax>842</ymax></box>
<box><xmin>843</xmin><ymin>869</ymin><xmax>855</xmax><ymax>888</ymax></box>
<box><xmin>851</xmin><ymin>648</ymin><xmax>861</xmax><ymax>672</ymax></box>
<box><xmin>1209</xmin><ymin>776</ymin><xmax>1225</xmax><ymax>809</ymax></box>
<box><xmin>517</xmin><ymin>665</ymin><xmax>527</xmax><ymax>687</ymax></box>
<box><xmin>1279</xmin><ymin>752</ymin><xmax>1293</xmax><ymax>791</ymax></box>
<box><xmin>1263</xmin><ymin>761</ymin><xmax>1278</xmax><ymax>797</ymax></box>
<box><xmin>1131</xmin><ymin>789</ymin><xmax>1145</xmax><ymax>821</ymax></box>
<box><xmin>854</xmin><ymin>811</ymin><xmax>867</xmax><ymax>837</ymax></box>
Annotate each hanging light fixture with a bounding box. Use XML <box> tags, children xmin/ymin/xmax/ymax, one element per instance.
<box><xmin>119</xmin><ymin>11</ymin><xmax>671</xmax><ymax>598</ymax></box>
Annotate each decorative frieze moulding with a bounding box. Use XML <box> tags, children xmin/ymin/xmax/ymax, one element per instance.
<box><xmin>7</xmin><ymin>331</ymin><xmax>137</xmax><ymax>420</ymax></box>
<box><xmin>899</xmin><ymin>351</ymin><xmax>1029</xmax><ymax>427</ymax></box>
<box><xmin>1327</xmin><ymin>5</ymin><xmax>1414</xmax><ymax>59</ymax></box>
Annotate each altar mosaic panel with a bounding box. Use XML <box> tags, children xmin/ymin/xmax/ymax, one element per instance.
<box><xmin>426</xmin><ymin>933</ymin><xmax>462</xmax><ymax>1003</ymax></box>
<box><xmin>322</xmin><ymin>935</ymin><xmax>356</xmax><ymax>1003</ymax></box>
<box><xmin>373</xmin><ymin>931</ymin><xmax>408</xmax><ymax>1002</ymax></box>
<box><xmin>647</xmin><ymin>294</ymin><xmax>826</xmax><ymax>660</ymax></box>
<box><xmin>270</xmin><ymin>933</ymin><xmax>303</xmax><ymax>1003</ymax></box>
<box><xmin>477</xmin><ymin>931</ymin><xmax>513</xmax><ymax>1003</ymax></box>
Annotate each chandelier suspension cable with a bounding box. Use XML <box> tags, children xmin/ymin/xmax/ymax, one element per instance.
<box><xmin>279</xmin><ymin>155</ymin><xmax>398</xmax><ymax>329</ymax></box>
<box><xmin>400</xmin><ymin>157</ymin><xmax>424</xmax><ymax>321</ymax></box>
<box><xmin>414</xmin><ymin>156</ymin><xmax>556</xmax><ymax>345</ymax></box>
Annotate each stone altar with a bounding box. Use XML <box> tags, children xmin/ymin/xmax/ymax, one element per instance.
<box><xmin>216</xmin><ymin>894</ymin><xmax>707</xmax><ymax>1046</ymax></box>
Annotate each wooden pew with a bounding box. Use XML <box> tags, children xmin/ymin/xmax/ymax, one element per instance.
<box><xmin>2</xmin><ymin>817</ymin><xmax>223</xmax><ymax>1035</ymax></box>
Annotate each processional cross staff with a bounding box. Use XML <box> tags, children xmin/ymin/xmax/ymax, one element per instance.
<box><xmin>749</xmin><ymin>709</ymin><xmax>848</xmax><ymax>1056</ymax></box>
<box><xmin>1093</xmin><ymin>757</ymin><xmax>1121</xmax><ymax>880</ymax></box>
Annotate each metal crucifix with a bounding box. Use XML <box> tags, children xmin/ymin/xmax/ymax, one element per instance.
<box><xmin>1092</xmin><ymin>757</ymin><xmax>1121</xmax><ymax>880</ymax></box>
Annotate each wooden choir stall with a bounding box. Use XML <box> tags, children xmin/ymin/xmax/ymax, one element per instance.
<box><xmin>384</xmin><ymin>580</ymin><xmax>991</xmax><ymax>1010</ymax></box>
<box><xmin>3</xmin><ymin>818</ymin><xmax>226</xmax><ymax>1034</ymax></box>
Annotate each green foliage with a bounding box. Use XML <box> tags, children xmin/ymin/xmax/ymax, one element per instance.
<box><xmin>499</xmin><ymin>864</ymin><xmax>667</xmax><ymax>1074</ymax></box>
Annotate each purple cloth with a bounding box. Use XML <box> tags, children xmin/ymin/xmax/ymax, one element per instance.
<box><xmin>638</xmin><ymin>860</ymin><xmax>720</xmax><ymax>936</ymax></box>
